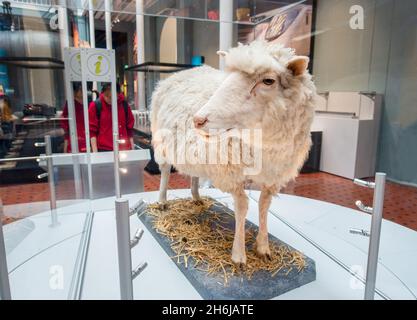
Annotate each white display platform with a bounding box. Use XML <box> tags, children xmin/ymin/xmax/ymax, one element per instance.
<box><xmin>3</xmin><ymin>189</ymin><xmax>417</xmax><ymax>300</ymax></box>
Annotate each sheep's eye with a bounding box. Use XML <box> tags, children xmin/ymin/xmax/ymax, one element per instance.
<box><xmin>263</xmin><ymin>78</ymin><xmax>275</xmax><ymax>86</ymax></box>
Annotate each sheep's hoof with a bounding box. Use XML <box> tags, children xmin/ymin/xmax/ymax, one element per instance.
<box><xmin>256</xmin><ymin>251</ymin><xmax>272</xmax><ymax>262</ymax></box>
<box><xmin>233</xmin><ymin>262</ymin><xmax>246</xmax><ymax>272</ymax></box>
<box><xmin>254</xmin><ymin>241</ymin><xmax>272</xmax><ymax>262</ymax></box>
<box><xmin>231</xmin><ymin>250</ymin><xmax>247</xmax><ymax>266</ymax></box>
<box><xmin>191</xmin><ymin>199</ymin><xmax>204</xmax><ymax>206</ymax></box>
<box><xmin>156</xmin><ymin>202</ymin><xmax>169</xmax><ymax>211</ymax></box>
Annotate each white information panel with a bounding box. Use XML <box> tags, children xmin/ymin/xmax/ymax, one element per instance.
<box><xmin>64</xmin><ymin>48</ymin><xmax>115</xmax><ymax>82</ymax></box>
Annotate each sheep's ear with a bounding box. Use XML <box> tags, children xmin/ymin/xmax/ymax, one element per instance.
<box><xmin>217</xmin><ymin>50</ymin><xmax>228</xmax><ymax>57</ymax></box>
<box><xmin>287</xmin><ymin>56</ymin><xmax>309</xmax><ymax>76</ymax></box>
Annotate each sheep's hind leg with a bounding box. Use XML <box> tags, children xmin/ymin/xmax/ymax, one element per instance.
<box><xmin>255</xmin><ymin>188</ymin><xmax>273</xmax><ymax>260</ymax></box>
<box><xmin>158</xmin><ymin>163</ymin><xmax>171</xmax><ymax>208</ymax></box>
<box><xmin>231</xmin><ymin>188</ymin><xmax>249</xmax><ymax>267</ymax></box>
<box><xmin>191</xmin><ymin>176</ymin><xmax>202</xmax><ymax>204</ymax></box>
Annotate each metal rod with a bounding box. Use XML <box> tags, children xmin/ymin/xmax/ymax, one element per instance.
<box><xmin>34</xmin><ymin>142</ymin><xmax>46</xmax><ymax>147</ymax></box>
<box><xmin>105</xmin><ymin>0</ymin><xmax>112</xmax><ymax>50</ymax></box>
<box><xmin>136</xmin><ymin>0</ymin><xmax>146</xmax><ymax>110</ymax></box>
<box><xmin>67</xmin><ymin>211</ymin><xmax>94</xmax><ymax>300</ymax></box>
<box><xmin>219</xmin><ymin>0</ymin><xmax>233</xmax><ymax>70</ymax></box>
<box><xmin>354</xmin><ymin>178</ymin><xmax>376</xmax><ymax>189</ymax></box>
<box><xmin>315</xmin><ymin>110</ymin><xmax>357</xmax><ymax>118</ymax></box>
<box><xmin>45</xmin><ymin>135</ymin><xmax>59</xmax><ymax>227</ymax></box>
<box><xmin>349</xmin><ymin>228</ymin><xmax>370</xmax><ymax>237</ymax></box>
<box><xmin>0</xmin><ymin>219</ymin><xmax>11</xmax><ymax>300</ymax></box>
<box><xmin>355</xmin><ymin>200</ymin><xmax>373</xmax><ymax>214</ymax></box>
<box><xmin>88</xmin><ymin>0</ymin><xmax>98</xmax><ymax>98</ymax></box>
<box><xmin>115</xmin><ymin>198</ymin><xmax>133</xmax><ymax>300</ymax></box>
<box><xmin>79</xmin><ymin>49</ymin><xmax>94</xmax><ymax>200</ymax></box>
<box><xmin>37</xmin><ymin>172</ymin><xmax>49</xmax><ymax>179</ymax></box>
<box><xmin>364</xmin><ymin>172</ymin><xmax>386</xmax><ymax>300</ymax></box>
<box><xmin>72</xmin><ymin>156</ymin><xmax>83</xmax><ymax>200</ymax></box>
<box><xmin>23</xmin><ymin>117</ymin><xmax>72</xmax><ymax>121</ymax></box>
<box><xmin>130</xmin><ymin>229</ymin><xmax>144</xmax><ymax>248</ymax></box>
<box><xmin>63</xmin><ymin>47</ymin><xmax>83</xmax><ymax>199</ymax></box>
<box><xmin>0</xmin><ymin>152</ymin><xmax>87</xmax><ymax>164</ymax></box>
<box><xmin>110</xmin><ymin>57</ymin><xmax>121</xmax><ymax>198</ymax></box>
<box><xmin>113</xmin><ymin>139</ymin><xmax>121</xmax><ymax>199</ymax></box>
<box><xmin>129</xmin><ymin>199</ymin><xmax>147</xmax><ymax>216</ymax></box>
<box><xmin>132</xmin><ymin>262</ymin><xmax>147</xmax><ymax>280</ymax></box>
<box><xmin>88</xmin><ymin>0</ymin><xmax>96</xmax><ymax>48</ymax></box>
<box><xmin>58</xmin><ymin>0</ymin><xmax>69</xmax><ymax>56</ymax></box>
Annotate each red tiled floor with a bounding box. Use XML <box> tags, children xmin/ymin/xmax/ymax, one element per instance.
<box><xmin>281</xmin><ymin>173</ymin><xmax>417</xmax><ymax>231</ymax></box>
<box><xmin>143</xmin><ymin>171</ymin><xmax>190</xmax><ymax>191</ymax></box>
<box><xmin>1</xmin><ymin>172</ymin><xmax>417</xmax><ymax>231</ymax></box>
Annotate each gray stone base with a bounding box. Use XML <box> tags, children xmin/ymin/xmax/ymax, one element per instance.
<box><xmin>138</xmin><ymin>199</ymin><xmax>316</xmax><ymax>300</ymax></box>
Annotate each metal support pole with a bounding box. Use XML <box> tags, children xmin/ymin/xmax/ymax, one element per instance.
<box><xmin>58</xmin><ymin>0</ymin><xmax>69</xmax><ymax>55</ymax></box>
<box><xmin>105</xmin><ymin>0</ymin><xmax>112</xmax><ymax>50</ymax></box>
<box><xmin>0</xmin><ymin>219</ymin><xmax>11</xmax><ymax>300</ymax></box>
<box><xmin>364</xmin><ymin>173</ymin><xmax>386</xmax><ymax>300</ymax></box>
<box><xmin>144</xmin><ymin>72</ymin><xmax>148</xmax><ymax>110</ymax></box>
<box><xmin>88</xmin><ymin>0</ymin><xmax>98</xmax><ymax>98</ymax></box>
<box><xmin>115</xmin><ymin>198</ymin><xmax>133</xmax><ymax>300</ymax></box>
<box><xmin>88</xmin><ymin>0</ymin><xmax>96</xmax><ymax>48</ymax></box>
<box><xmin>70</xmin><ymin>149</ymin><xmax>83</xmax><ymax>200</ymax></box>
<box><xmin>106</xmin><ymin>46</ymin><xmax>130</xmax><ymax>299</ymax></box>
<box><xmin>45</xmin><ymin>135</ymin><xmax>59</xmax><ymax>227</ymax></box>
<box><xmin>79</xmin><ymin>49</ymin><xmax>94</xmax><ymax>200</ymax></box>
<box><xmin>219</xmin><ymin>0</ymin><xmax>233</xmax><ymax>70</ymax></box>
<box><xmin>136</xmin><ymin>0</ymin><xmax>146</xmax><ymax>110</ymax></box>
<box><xmin>111</xmin><ymin>71</ymin><xmax>121</xmax><ymax>199</ymax></box>
<box><xmin>108</xmin><ymin>49</ymin><xmax>121</xmax><ymax>198</ymax></box>
<box><xmin>113</xmin><ymin>133</ymin><xmax>121</xmax><ymax>199</ymax></box>
<box><xmin>61</xmin><ymin>4</ymin><xmax>83</xmax><ymax>199</ymax></box>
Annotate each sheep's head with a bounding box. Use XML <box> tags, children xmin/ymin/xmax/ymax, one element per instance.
<box><xmin>193</xmin><ymin>41</ymin><xmax>313</xmax><ymax>134</ymax></box>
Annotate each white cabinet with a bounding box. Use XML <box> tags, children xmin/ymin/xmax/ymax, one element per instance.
<box><xmin>311</xmin><ymin>92</ymin><xmax>382</xmax><ymax>179</ymax></box>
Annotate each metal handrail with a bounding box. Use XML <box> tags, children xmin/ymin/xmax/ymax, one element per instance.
<box><xmin>0</xmin><ymin>152</ymin><xmax>87</xmax><ymax>163</ymax></box>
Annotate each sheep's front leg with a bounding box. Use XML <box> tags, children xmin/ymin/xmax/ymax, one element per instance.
<box><xmin>191</xmin><ymin>176</ymin><xmax>201</xmax><ymax>203</ymax></box>
<box><xmin>158</xmin><ymin>164</ymin><xmax>171</xmax><ymax>203</ymax></box>
<box><xmin>231</xmin><ymin>189</ymin><xmax>249</xmax><ymax>266</ymax></box>
<box><xmin>256</xmin><ymin>188</ymin><xmax>273</xmax><ymax>259</ymax></box>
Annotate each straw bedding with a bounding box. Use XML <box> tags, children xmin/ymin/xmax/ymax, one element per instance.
<box><xmin>145</xmin><ymin>197</ymin><xmax>306</xmax><ymax>285</ymax></box>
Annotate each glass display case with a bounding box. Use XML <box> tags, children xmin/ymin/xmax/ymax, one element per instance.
<box><xmin>1</xmin><ymin>0</ymin><xmax>417</xmax><ymax>301</ymax></box>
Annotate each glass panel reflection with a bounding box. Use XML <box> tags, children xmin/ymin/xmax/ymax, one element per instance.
<box><xmin>1</xmin><ymin>153</ymin><xmax>91</xmax><ymax>299</ymax></box>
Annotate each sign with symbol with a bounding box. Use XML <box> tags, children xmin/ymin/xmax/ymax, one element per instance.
<box><xmin>87</xmin><ymin>53</ymin><xmax>110</xmax><ymax>77</ymax></box>
<box><xmin>83</xmin><ymin>49</ymin><xmax>114</xmax><ymax>82</ymax></box>
<box><xmin>64</xmin><ymin>48</ymin><xmax>115</xmax><ymax>82</ymax></box>
<box><xmin>64</xmin><ymin>48</ymin><xmax>82</xmax><ymax>81</ymax></box>
<box><xmin>70</xmin><ymin>53</ymin><xmax>81</xmax><ymax>76</ymax></box>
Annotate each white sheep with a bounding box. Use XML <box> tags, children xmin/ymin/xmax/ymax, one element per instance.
<box><xmin>150</xmin><ymin>41</ymin><xmax>316</xmax><ymax>265</ymax></box>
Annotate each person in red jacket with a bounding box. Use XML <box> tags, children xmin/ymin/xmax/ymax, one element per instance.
<box><xmin>60</xmin><ymin>82</ymin><xmax>87</xmax><ymax>153</ymax></box>
<box><xmin>89</xmin><ymin>83</ymin><xmax>135</xmax><ymax>152</ymax></box>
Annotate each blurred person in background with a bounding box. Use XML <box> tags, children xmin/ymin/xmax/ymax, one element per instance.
<box><xmin>60</xmin><ymin>82</ymin><xmax>87</xmax><ymax>153</ymax></box>
<box><xmin>89</xmin><ymin>83</ymin><xmax>135</xmax><ymax>152</ymax></box>
<box><xmin>0</xmin><ymin>95</ymin><xmax>16</xmax><ymax>158</ymax></box>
